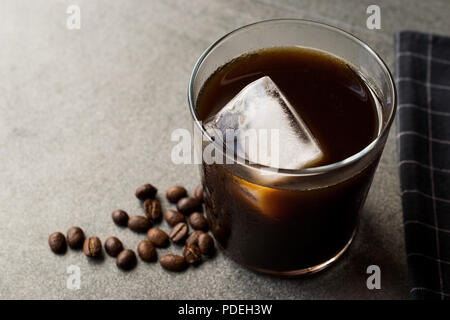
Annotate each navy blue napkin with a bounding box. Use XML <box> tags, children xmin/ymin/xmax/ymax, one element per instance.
<box><xmin>396</xmin><ymin>31</ymin><xmax>450</xmax><ymax>300</ymax></box>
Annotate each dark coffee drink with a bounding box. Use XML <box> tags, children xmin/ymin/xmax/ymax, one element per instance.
<box><xmin>196</xmin><ymin>47</ymin><xmax>381</xmax><ymax>274</ymax></box>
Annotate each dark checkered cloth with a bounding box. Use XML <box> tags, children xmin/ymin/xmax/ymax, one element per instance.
<box><xmin>396</xmin><ymin>31</ymin><xmax>450</xmax><ymax>300</ymax></box>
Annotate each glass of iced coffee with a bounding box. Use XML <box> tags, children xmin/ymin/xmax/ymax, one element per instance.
<box><xmin>188</xmin><ymin>19</ymin><xmax>396</xmax><ymax>276</ymax></box>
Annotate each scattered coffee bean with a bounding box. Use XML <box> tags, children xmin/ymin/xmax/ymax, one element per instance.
<box><xmin>144</xmin><ymin>198</ymin><xmax>161</xmax><ymax>221</ymax></box>
<box><xmin>137</xmin><ymin>240</ymin><xmax>156</xmax><ymax>262</ymax></box>
<box><xmin>164</xmin><ymin>209</ymin><xmax>185</xmax><ymax>226</ymax></box>
<box><xmin>66</xmin><ymin>227</ymin><xmax>85</xmax><ymax>249</ymax></box>
<box><xmin>198</xmin><ymin>233</ymin><xmax>215</xmax><ymax>256</ymax></box>
<box><xmin>48</xmin><ymin>232</ymin><xmax>67</xmax><ymax>254</ymax></box>
<box><xmin>83</xmin><ymin>237</ymin><xmax>102</xmax><ymax>258</ymax></box>
<box><xmin>135</xmin><ymin>183</ymin><xmax>157</xmax><ymax>201</ymax></box>
<box><xmin>166</xmin><ymin>185</ymin><xmax>187</xmax><ymax>203</ymax></box>
<box><xmin>112</xmin><ymin>209</ymin><xmax>129</xmax><ymax>226</ymax></box>
<box><xmin>48</xmin><ymin>180</ymin><xmax>218</xmax><ymax>272</ymax></box>
<box><xmin>169</xmin><ymin>222</ymin><xmax>189</xmax><ymax>243</ymax></box>
<box><xmin>159</xmin><ymin>254</ymin><xmax>187</xmax><ymax>272</ymax></box>
<box><xmin>116</xmin><ymin>249</ymin><xmax>137</xmax><ymax>270</ymax></box>
<box><xmin>189</xmin><ymin>212</ymin><xmax>209</xmax><ymax>231</ymax></box>
<box><xmin>147</xmin><ymin>227</ymin><xmax>169</xmax><ymax>247</ymax></box>
<box><xmin>128</xmin><ymin>215</ymin><xmax>152</xmax><ymax>233</ymax></box>
<box><xmin>177</xmin><ymin>197</ymin><xmax>201</xmax><ymax>215</ymax></box>
<box><xmin>194</xmin><ymin>184</ymin><xmax>204</xmax><ymax>202</ymax></box>
<box><xmin>104</xmin><ymin>236</ymin><xmax>123</xmax><ymax>257</ymax></box>
<box><xmin>182</xmin><ymin>245</ymin><xmax>202</xmax><ymax>265</ymax></box>
<box><xmin>186</xmin><ymin>230</ymin><xmax>204</xmax><ymax>247</ymax></box>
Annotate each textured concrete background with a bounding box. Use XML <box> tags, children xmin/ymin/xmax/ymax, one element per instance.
<box><xmin>0</xmin><ymin>0</ymin><xmax>449</xmax><ymax>299</ymax></box>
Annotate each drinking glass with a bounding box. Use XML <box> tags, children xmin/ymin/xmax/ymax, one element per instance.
<box><xmin>188</xmin><ymin>19</ymin><xmax>396</xmax><ymax>276</ymax></box>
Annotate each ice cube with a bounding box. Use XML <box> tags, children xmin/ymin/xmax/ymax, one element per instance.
<box><xmin>203</xmin><ymin>76</ymin><xmax>324</xmax><ymax>217</ymax></box>
<box><xmin>204</xmin><ymin>76</ymin><xmax>323</xmax><ymax>180</ymax></box>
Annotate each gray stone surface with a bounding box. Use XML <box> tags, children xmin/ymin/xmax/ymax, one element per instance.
<box><xmin>0</xmin><ymin>0</ymin><xmax>449</xmax><ymax>300</ymax></box>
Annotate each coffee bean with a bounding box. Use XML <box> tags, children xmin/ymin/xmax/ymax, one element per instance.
<box><xmin>104</xmin><ymin>236</ymin><xmax>123</xmax><ymax>257</ymax></box>
<box><xmin>135</xmin><ymin>183</ymin><xmax>157</xmax><ymax>201</ymax></box>
<box><xmin>176</xmin><ymin>197</ymin><xmax>201</xmax><ymax>215</ymax></box>
<box><xmin>159</xmin><ymin>254</ymin><xmax>187</xmax><ymax>272</ymax></box>
<box><xmin>48</xmin><ymin>232</ymin><xmax>67</xmax><ymax>254</ymax></box>
<box><xmin>166</xmin><ymin>186</ymin><xmax>187</xmax><ymax>203</ymax></box>
<box><xmin>112</xmin><ymin>209</ymin><xmax>129</xmax><ymax>226</ymax></box>
<box><xmin>194</xmin><ymin>184</ymin><xmax>204</xmax><ymax>202</ymax></box>
<box><xmin>66</xmin><ymin>227</ymin><xmax>85</xmax><ymax>249</ymax></box>
<box><xmin>188</xmin><ymin>212</ymin><xmax>209</xmax><ymax>231</ymax></box>
<box><xmin>186</xmin><ymin>230</ymin><xmax>204</xmax><ymax>247</ymax></box>
<box><xmin>83</xmin><ymin>237</ymin><xmax>102</xmax><ymax>258</ymax></box>
<box><xmin>169</xmin><ymin>222</ymin><xmax>189</xmax><ymax>243</ymax></box>
<box><xmin>164</xmin><ymin>209</ymin><xmax>185</xmax><ymax>227</ymax></box>
<box><xmin>116</xmin><ymin>249</ymin><xmax>137</xmax><ymax>270</ymax></box>
<box><xmin>144</xmin><ymin>198</ymin><xmax>161</xmax><ymax>221</ymax></box>
<box><xmin>137</xmin><ymin>240</ymin><xmax>156</xmax><ymax>262</ymax></box>
<box><xmin>182</xmin><ymin>245</ymin><xmax>202</xmax><ymax>265</ymax></box>
<box><xmin>128</xmin><ymin>215</ymin><xmax>152</xmax><ymax>233</ymax></box>
<box><xmin>147</xmin><ymin>227</ymin><xmax>169</xmax><ymax>247</ymax></box>
<box><xmin>198</xmin><ymin>233</ymin><xmax>215</xmax><ymax>256</ymax></box>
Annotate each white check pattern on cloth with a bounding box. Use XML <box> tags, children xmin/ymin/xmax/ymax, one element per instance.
<box><xmin>396</xmin><ymin>31</ymin><xmax>450</xmax><ymax>300</ymax></box>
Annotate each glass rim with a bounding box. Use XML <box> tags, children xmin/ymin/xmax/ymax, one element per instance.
<box><xmin>188</xmin><ymin>18</ymin><xmax>397</xmax><ymax>176</ymax></box>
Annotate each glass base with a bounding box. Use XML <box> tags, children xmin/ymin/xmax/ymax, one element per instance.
<box><xmin>224</xmin><ymin>230</ymin><xmax>356</xmax><ymax>277</ymax></box>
